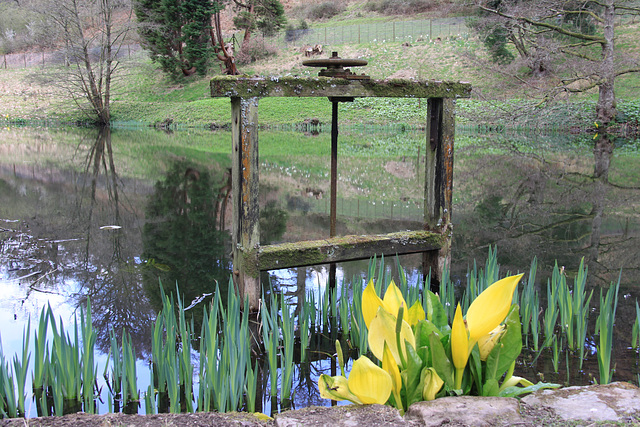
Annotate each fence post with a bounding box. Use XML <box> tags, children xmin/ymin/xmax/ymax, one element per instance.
<box><xmin>429</xmin><ymin>20</ymin><xmax>432</xmax><ymax>39</ymax></box>
<box><xmin>393</xmin><ymin>22</ymin><xmax>396</xmax><ymax>41</ymax></box>
<box><xmin>358</xmin><ymin>25</ymin><xmax>361</xmax><ymax>44</ymax></box>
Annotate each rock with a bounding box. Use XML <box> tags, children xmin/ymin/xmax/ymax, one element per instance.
<box><xmin>404</xmin><ymin>396</ymin><xmax>524</xmax><ymax>427</ymax></box>
<box><xmin>2</xmin><ymin>383</ymin><xmax>639</xmax><ymax>426</ymax></box>
<box><xmin>521</xmin><ymin>381</ymin><xmax>640</xmax><ymax>423</ymax></box>
<box><xmin>274</xmin><ymin>404</ymin><xmax>406</xmax><ymax>427</ymax></box>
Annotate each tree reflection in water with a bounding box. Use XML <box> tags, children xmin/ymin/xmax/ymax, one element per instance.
<box><xmin>74</xmin><ymin>126</ymin><xmax>155</xmax><ymax>358</ymax></box>
<box><xmin>141</xmin><ymin>160</ymin><xmax>232</xmax><ymax>331</ymax></box>
<box><xmin>452</xmin><ymin>132</ymin><xmax>640</xmax><ymax>290</ymax></box>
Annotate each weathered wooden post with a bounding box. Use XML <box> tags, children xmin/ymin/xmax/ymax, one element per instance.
<box><xmin>211</xmin><ymin>70</ymin><xmax>471</xmax><ymax>311</ymax></box>
<box><xmin>230</xmin><ymin>97</ymin><xmax>261</xmax><ymax>311</ymax></box>
<box><xmin>423</xmin><ymin>97</ymin><xmax>456</xmax><ymax>287</ymax></box>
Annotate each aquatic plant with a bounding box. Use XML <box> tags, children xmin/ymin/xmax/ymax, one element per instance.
<box><xmin>596</xmin><ymin>275</ymin><xmax>620</xmax><ymax>384</ymax></box>
<box><xmin>318</xmin><ymin>274</ymin><xmax>559</xmax><ymax>412</ymax></box>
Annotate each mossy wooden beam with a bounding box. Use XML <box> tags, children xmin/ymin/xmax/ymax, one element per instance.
<box><xmin>257</xmin><ymin>230</ymin><xmax>446</xmax><ymax>271</ymax></box>
<box><xmin>211</xmin><ymin>76</ymin><xmax>472</xmax><ymax>99</ymax></box>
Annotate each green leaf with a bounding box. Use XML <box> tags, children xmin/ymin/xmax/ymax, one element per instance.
<box><xmin>429</xmin><ymin>333</ymin><xmax>454</xmax><ymax>389</ymax></box>
<box><xmin>468</xmin><ymin>345</ymin><xmax>483</xmax><ymax>396</ymax></box>
<box><xmin>498</xmin><ymin>382</ymin><xmax>562</xmax><ymax>398</ymax></box>
<box><xmin>425</xmin><ymin>290</ymin><xmax>448</xmax><ymax>329</ymax></box>
<box><xmin>483</xmin><ymin>378</ymin><xmax>500</xmax><ymax>396</ymax></box>
<box><xmin>495</xmin><ymin>306</ymin><xmax>522</xmax><ymax>380</ymax></box>
<box><xmin>485</xmin><ymin>305</ymin><xmax>522</xmax><ymax>383</ymax></box>
<box><xmin>415</xmin><ymin>320</ymin><xmax>442</xmax><ymax>364</ymax></box>
<box><xmin>403</xmin><ymin>343</ymin><xmax>425</xmax><ymax>407</ymax></box>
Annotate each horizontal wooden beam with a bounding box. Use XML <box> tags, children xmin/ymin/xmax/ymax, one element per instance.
<box><xmin>211</xmin><ymin>76</ymin><xmax>472</xmax><ymax>99</ymax></box>
<box><xmin>257</xmin><ymin>230</ymin><xmax>446</xmax><ymax>271</ymax></box>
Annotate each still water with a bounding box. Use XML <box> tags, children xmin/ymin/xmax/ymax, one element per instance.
<box><xmin>1</xmin><ymin>125</ymin><xmax>639</xmax><ymax>415</ymax></box>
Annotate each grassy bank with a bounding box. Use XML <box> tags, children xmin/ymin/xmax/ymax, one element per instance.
<box><xmin>1</xmin><ymin>16</ymin><xmax>639</xmax><ymax>129</ymax></box>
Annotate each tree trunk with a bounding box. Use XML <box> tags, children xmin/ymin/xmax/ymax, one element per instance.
<box><xmin>597</xmin><ymin>0</ymin><xmax>616</xmax><ymax>124</ymax></box>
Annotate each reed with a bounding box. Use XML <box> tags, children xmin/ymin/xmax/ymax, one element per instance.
<box><xmin>632</xmin><ymin>300</ymin><xmax>640</xmax><ymax>349</ymax></box>
<box><xmin>80</xmin><ymin>300</ymin><xmax>97</xmax><ymax>414</ymax></box>
<box><xmin>530</xmin><ymin>291</ymin><xmax>541</xmax><ymax>352</ymax></box>
<box><xmin>176</xmin><ymin>291</ymin><xmax>194</xmax><ymax>413</ymax></box>
<box><xmin>32</xmin><ymin>306</ymin><xmax>49</xmax><ymax>397</ymax></box>
<box><xmin>261</xmin><ymin>291</ymin><xmax>279</xmax><ymax>398</ymax></box>
<box><xmin>596</xmin><ymin>275</ymin><xmax>620</xmax><ymax>384</ymax></box>
<box><xmin>197</xmin><ymin>284</ymin><xmax>220</xmax><ymax>412</ymax></box>
<box><xmin>349</xmin><ymin>280</ymin><xmax>368</xmax><ymax>356</ymax></box>
<box><xmin>438</xmin><ymin>259</ymin><xmax>456</xmax><ymax>322</ymax></box>
<box><xmin>245</xmin><ymin>361</ymin><xmax>257</xmax><ymax>413</ymax></box>
<box><xmin>0</xmin><ymin>335</ymin><xmax>18</xmax><ymax>418</ymax></box>
<box><xmin>13</xmin><ymin>320</ymin><xmax>30</xmax><ymax>417</ymax></box>
<box><xmin>572</xmin><ymin>260</ymin><xmax>593</xmax><ymax>369</ymax></box>
<box><xmin>519</xmin><ymin>257</ymin><xmax>537</xmax><ymax>346</ymax></box>
<box><xmin>121</xmin><ymin>331</ymin><xmax>139</xmax><ymax>412</ymax></box>
<box><xmin>299</xmin><ymin>296</ymin><xmax>310</xmax><ymax>363</ymax></box>
<box><xmin>543</xmin><ymin>277</ymin><xmax>559</xmax><ymax>349</ymax></box>
<box><xmin>49</xmin><ymin>312</ymin><xmax>82</xmax><ymax>414</ymax></box>
<box><xmin>338</xmin><ymin>283</ymin><xmax>350</xmax><ymax>338</ymax></box>
<box><xmin>551</xmin><ymin>336</ymin><xmax>560</xmax><ymax>373</ymax></box>
<box><xmin>105</xmin><ymin>328</ymin><xmax>123</xmax><ymax>411</ymax></box>
<box><xmin>280</xmin><ymin>293</ymin><xmax>295</xmax><ymax>403</ymax></box>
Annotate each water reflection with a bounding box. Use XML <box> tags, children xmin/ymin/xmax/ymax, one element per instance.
<box><xmin>141</xmin><ymin>160</ymin><xmax>232</xmax><ymax>329</ymax></box>
<box><xmin>74</xmin><ymin>126</ymin><xmax>155</xmax><ymax>357</ymax></box>
<box><xmin>0</xmin><ymin>126</ymin><xmax>155</xmax><ymax>357</ymax></box>
<box><xmin>451</xmin><ymin>132</ymin><xmax>639</xmax><ymax>290</ymax></box>
<box><xmin>0</xmin><ymin>126</ymin><xmax>639</xmax><ymax>413</ymax></box>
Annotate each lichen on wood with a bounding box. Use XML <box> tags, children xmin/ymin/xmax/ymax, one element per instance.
<box><xmin>257</xmin><ymin>230</ymin><xmax>446</xmax><ymax>271</ymax></box>
<box><xmin>210</xmin><ymin>76</ymin><xmax>471</xmax><ymax>99</ymax></box>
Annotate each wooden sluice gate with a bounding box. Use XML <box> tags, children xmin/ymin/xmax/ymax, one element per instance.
<box><xmin>210</xmin><ymin>57</ymin><xmax>471</xmax><ymax>311</ymax></box>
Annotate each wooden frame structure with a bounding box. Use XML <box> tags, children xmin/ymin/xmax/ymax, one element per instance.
<box><xmin>211</xmin><ymin>75</ymin><xmax>471</xmax><ymax>310</ymax></box>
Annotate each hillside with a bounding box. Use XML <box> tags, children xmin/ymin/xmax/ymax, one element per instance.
<box><xmin>0</xmin><ymin>1</ymin><xmax>639</xmax><ymax>129</ymax></box>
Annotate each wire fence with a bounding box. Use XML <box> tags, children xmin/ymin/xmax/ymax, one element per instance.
<box><xmin>282</xmin><ymin>18</ymin><xmax>469</xmax><ymax>47</ymax></box>
<box><xmin>1</xmin><ymin>18</ymin><xmax>468</xmax><ymax>70</ymax></box>
<box><xmin>1</xmin><ymin>44</ymin><xmax>144</xmax><ymax>69</ymax></box>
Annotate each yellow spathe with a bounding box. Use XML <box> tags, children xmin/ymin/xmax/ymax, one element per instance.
<box><xmin>368</xmin><ymin>306</ymin><xmax>415</xmax><ymax>365</ymax></box>
<box><xmin>466</xmin><ymin>274</ymin><xmax>524</xmax><ymax>343</ymax></box>
<box><xmin>348</xmin><ymin>356</ymin><xmax>393</xmax><ymax>405</ymax></box>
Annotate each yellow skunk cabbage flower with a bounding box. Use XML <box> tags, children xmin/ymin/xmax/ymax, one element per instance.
<box><xmin>368</xmin><ymin>306</ymin><xmax>415</xmax><ymax>366</ymax></box>
<box><xmin>382</xmin><ymin>343</ymin><xmax>403</xmax><ymax>412</ymax></box>
<box><xmin>362</xmin><ymin>279</ymin><xmax>385</xmax><ymax>328</ymax></box>
<box><xmin>478</xmin><ymin>324</ymin><xmax>506</xmax><ymax>361</ymax></box>
<box><xmin>349</xmin><ymin>356</ymin><xmax>393</xmax><ymax>404</ymax></box>
<box><xmin>466</xmin><ymin>274</ymin><xmax>524</xmax><ymax>343</ymax></box>
<box><xmin>381</xmin><ymin>280</ymin><xmax>406</xmax><ymax>319</ymax></box>
<box><xmin>407</xmin><ymin>300</ymin><xmax>426</xmax><ymax>326</ymax></box>
<box><xmin>318</xmin><ymin>374</ymin><xmax>362</xmax><ymax>404</ymax></box>
<box><xmin>362</xmin><ymin>279</ymin><xmax>425</xmax><ymax>328</ymax></box>
<box><xmin>451</xmin><ymin>303</ymin><xmax>468</xmax><ymax>389</ymax></box>
<box><xmin>318</xmin><ymin>356</ymin><xmax>392</xmax><ymax>405</ymax></box>
<box><xmin>422</xmin><ymin>367</ymin><xmax>444</xmax><ymax>401</ymax></box>
<box><xmin>451</xmin><ymin>274</ymin><xmax>523</xmax><ymax>389</ymax></box>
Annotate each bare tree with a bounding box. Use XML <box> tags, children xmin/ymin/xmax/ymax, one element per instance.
<box><xmin>474</xmin><ymin>0</ymin><xmax>640</xmax><ymax>125</ymax></box>
<box><xmin>40</xmin><ymin>0</ymin><xmax>131</xmax><ymax>124</ymax></box>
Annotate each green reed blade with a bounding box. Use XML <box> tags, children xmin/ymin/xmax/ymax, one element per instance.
<box><xmin>596</xmin><ymin>274</ymin><xmax>620</xmax><ymax>384</ymax></box>
<box><xmin>80</xmin><ymin>299</ymin><xmax>97</xmax><ymax>413</ymax></box>
<box><xmin>632</xmin><ymin>300</ymin><xmax>640</xmax><ymax>349</ymax></box>
<box><xmin>280</xmin><ymin>294</ymin><xmax>296</xmax><ymax>402</ymax></box>
<box><xmin>33</xmin><ymin>305</ymin><xmax>50</xmax><ymax>391</ymax></box>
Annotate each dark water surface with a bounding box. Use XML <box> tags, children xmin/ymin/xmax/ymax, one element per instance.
<box><xmin>1</xmin><ymin>125</ymin><xmax>639</xmax><ymax>415</ymax></box>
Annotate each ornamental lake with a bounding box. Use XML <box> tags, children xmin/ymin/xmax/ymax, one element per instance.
<box><xmin>1</xmin><ymin>125</ymin><xmax>639</xmax><ymax>416</ymax></box>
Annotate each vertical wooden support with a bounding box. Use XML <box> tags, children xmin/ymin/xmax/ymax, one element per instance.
<box><xmin>423</xmin><ymin>97</ymin><xmax>455</xmax><ymax>287</ymax></box>
<box><xmin>231</xmin><ymin>97</ymin><xmax>261</xmax><ymax>311</ymax></box>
